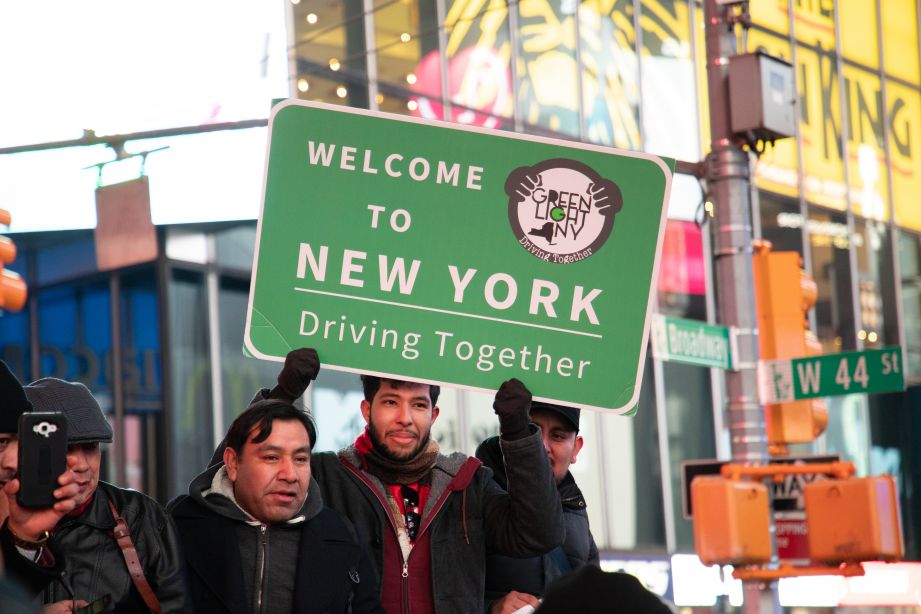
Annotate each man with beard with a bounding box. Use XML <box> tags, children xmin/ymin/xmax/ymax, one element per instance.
<box><xmin>265</xmin><ymin>348</ymin><xmax>563</xmax><ymax>614</ymax></box>
<box><xmin>5</xmin><ymin>378</ymin><xmax>188</xmax><ymax>613</ymax></box>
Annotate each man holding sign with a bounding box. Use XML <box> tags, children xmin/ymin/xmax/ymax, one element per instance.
<box><xmin>271</xmin><ymin>348</ymin><xmax>563</xmax><ymax>614</ymax></box>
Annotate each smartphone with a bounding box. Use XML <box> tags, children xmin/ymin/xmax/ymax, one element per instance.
<box><xmin>17</xmin><ymin>412</ymin><xmax>68</xmax><ymax>508</ymax></box>
<box><xmin>75</xmin><ymin>594</ymin><xmax>112</xmax><ymax>614</ymax></box>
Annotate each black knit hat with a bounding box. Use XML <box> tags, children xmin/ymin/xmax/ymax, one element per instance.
<box><xmin>0</xmin><ymin>361</ymin><xmax>31</xmax><ymax>434</ymax></box>
<box><xmin>530</xmin><ymin>401</ymin><xmax>581</xmax><ymax>432</ymax></box>
<box><xmin>23</xmin><ymin>378</ymin><xmax>113</xmax><ymax>444</ymax></box>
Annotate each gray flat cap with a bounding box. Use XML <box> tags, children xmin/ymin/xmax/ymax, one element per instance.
<box><xmin>23</xmin><ymin>378</ymin><xmax>113</xmax><ymax>444</ymax></box>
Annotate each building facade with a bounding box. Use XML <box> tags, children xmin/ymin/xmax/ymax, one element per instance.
<box><xmin>3</xmin><ymin>0</ymin><xmax>921</xmax><ymax>609</ymax></box>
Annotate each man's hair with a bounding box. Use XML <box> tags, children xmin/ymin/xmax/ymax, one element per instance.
<box><xmin>360</xmin><ymin>375</ymin><xmax>440</xmax><ymax>406</ymax></box>
<box><xmin>225</xmin><ymin>399</ymin><xmax>317</xmax><ymax>455</ymax></box>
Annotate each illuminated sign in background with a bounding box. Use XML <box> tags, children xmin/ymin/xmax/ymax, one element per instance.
<box><xmin>749</xmin><ymin>0</ymin><xmax>920</xmax><ymax>230</ymax></box>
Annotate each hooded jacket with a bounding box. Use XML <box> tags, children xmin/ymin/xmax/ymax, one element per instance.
<box><xmin>310</xmin><ymin>425</ymin><xmax>564</xmax><ymax>614</ymax></box>
<box><xmin>23</xmin><ymin>480</ymin><xmax>189</xmax><ymax>612</ymax></box>
<box><xmin>168</xmin><ymin>462</ymin><xmax>383</xmax><ymax>614</ymax></box>
<box><xmin>476</xmin><ymin>435</ymin><xmax>599</xmax><ymax>606</ymax></box>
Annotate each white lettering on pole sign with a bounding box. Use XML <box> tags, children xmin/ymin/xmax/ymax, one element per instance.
<box><xmin>306</xmin><ymin>141</ymin><xmax>483</xmax><ymax>190</ymax></box>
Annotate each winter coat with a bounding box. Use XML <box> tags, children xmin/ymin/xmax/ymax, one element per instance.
<box><xmin>476</xmin><ymin>436</ymin><xmax>599</xmax><ymax>607</ymax></box>
<box><xmin>311</xmin><ymin>425</ymin><xmax>564</xmax><ymax>614</ymax></box>
<box><xmin>27</xmin><ymin>481</ymin><xmax>188</xmax><ymax>612</ymax></box>
<box><xmin>168</xmin><ymin>463</ymin><xmax>383</xmax><ymax>614</ymax></box>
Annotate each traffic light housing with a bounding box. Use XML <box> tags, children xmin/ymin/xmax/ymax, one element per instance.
<box><xmin>805</xmin><ymin>475</ymin><xmax>903</xmax><ymax>563</ymax></box>
<box><xmin>0</xmin><ymin>209</ymin><xmax>27</xmax><ymax>312</ymax></box>
<box><xmin>753</xmin><ymin>241</ymin><xmax>828</xmax><ymax>447</ymax></box>
<box><xmin>691</xmin><ymin>476</ymin><xmax>772</xmax><ymax>565</ymax></box>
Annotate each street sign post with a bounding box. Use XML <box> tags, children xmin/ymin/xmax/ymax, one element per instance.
<box><xmin>245</xmin><ymin>100</ymin><xmax>673</xmax><ymax>413</ymax></box>
<box><xmin>650</xmin><ymin>314</ymin><xmax>732</xmax><ymax>369</ymax></box>
<box><xmin>759</xmin><ymin>347</ymin><xmax>904</xmax><ymax>403</ymax></box>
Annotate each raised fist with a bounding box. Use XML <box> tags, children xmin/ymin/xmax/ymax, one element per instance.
<box><xmin>270</xmin><ymin>348</ymin><xmax>320</xmax><ymax>402</ymax></box>
<box><xmin>493</xmin><ymin>378</ymin><xmax>532</xmax><ymax>440</ymax></box>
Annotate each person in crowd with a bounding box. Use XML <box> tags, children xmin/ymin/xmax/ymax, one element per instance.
<box><xmin>535</xmin><ymin>564</ymin><xmax>675</xmax><ymax>614</ymax></box>
<box><xmin>3</xmin><ymin>377</ymin><xmax>188</xmax><ymax>613</ymax></box>
<box><xmin>251</xmin><ymin>348</ymin><xmax>564</xmax><ymax>614</ymax></box>
<box><xmin>476</xmin><ymin>402</ymin><xmax>599</xmax><ymax>614</ymax></box>
<box><xmin>169</xmin><ymin>398</ymin><xmax>383</xmax><ymax>614</ymax></box>
<box><xmin>0</xmin><ymin>364</ymin><xmax>81</xmax><ymax>612</ymax></box>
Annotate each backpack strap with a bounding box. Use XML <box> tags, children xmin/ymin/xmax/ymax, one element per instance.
<box><xmin>107</xmin><ymin>500</ymin><xmax>162</xmax><ymax>613</ymax></box>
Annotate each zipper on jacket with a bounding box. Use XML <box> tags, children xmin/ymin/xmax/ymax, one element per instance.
<box><xmin>343</xmin><ymin>460</ymin><xmax>462</xmax><ymax>614</ymax></box>
<box><xmin>256</xmin><ymin>524</ymin><xmax>268</xmax><ymax>613</ymax></box>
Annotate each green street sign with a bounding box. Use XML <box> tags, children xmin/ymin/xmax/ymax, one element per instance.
<box><xmin>759</xmin><ymin>347</ymin><xmax>905</xmax><ymax>403</ymax></box>
<box><xmin>245</xmin><ymin>101</ymin><xmax>673</xmax><ymax>413</ymax></box>
<box><xmin>650</xmin><ymin>314</ymin><xmax>732</xmax><ymax>369</ymax></box>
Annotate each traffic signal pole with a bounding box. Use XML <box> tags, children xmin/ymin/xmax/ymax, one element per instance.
<box><xmin>703</xmin><ymin>1</ymin><xmax>781</xmax><ymax>611</ymax></box>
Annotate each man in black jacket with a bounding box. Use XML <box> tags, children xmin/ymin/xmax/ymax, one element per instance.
<box><xmin>2</xmin><ymin>377</ymin><xmax>188</xmax><ymax>613</ymax></box>
<box><xmin>476</xmin><ymin>402</ymin><xmax>599</xmax><ymax>614</ymax></box>
<box><xmin>170</xmin><ymin>398</ymin><xmax>383</xmax><ymax>614</ymax></box>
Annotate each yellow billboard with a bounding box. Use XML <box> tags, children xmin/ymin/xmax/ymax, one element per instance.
<box><xmin>888</xmin><ymin>81</ymin><xmax>921</xmax><ymax>231</ymax></box>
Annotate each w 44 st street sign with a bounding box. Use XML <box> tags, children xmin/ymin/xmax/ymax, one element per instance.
<box><xmin>759</xmin><ymin>347</ymin><xmax>904</xmax><ymax>403</ymax></box>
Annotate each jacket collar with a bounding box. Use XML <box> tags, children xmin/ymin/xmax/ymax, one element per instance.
<box><xmin>57</xmin><ymin>482</ymin><xmax>116</xmax><ymax>531</ymax></box>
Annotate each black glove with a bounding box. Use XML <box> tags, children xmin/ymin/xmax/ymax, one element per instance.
<box><xmin>269</xmin><ymin>348</ymin><xmax>320</xmax><ymax>402</ymax></box>
<box><xmin>493</xmin><ymin>378</ymin><xmax>532</xmax><ymax>441</ymax></box>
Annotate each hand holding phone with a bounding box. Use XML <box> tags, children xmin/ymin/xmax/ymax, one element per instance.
<box><xmin>17</xmin><ymin>412</ymin><xmax>68</xmax><ymax>508</ymax></box>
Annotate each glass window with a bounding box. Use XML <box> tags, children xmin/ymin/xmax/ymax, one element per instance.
<box><xmin>374</xmin><ymin>0</ymin><xmax>440</xmax><ymax>118</ymax></box>
<box><xmin>437</xmin><ymin>0</ymin><xmax>515</xmax><ymax>130</ymax></box>
<box><xmin>839</xmin><ymin>1</ymin><xmax>878</xmax><ymax>69</ymax></box>
<box><xmin>888</xmin><ymin>81</ymin><xmax>921</xmax><ymax>232</ymax></box>
<box><xmin>598</xmin><ymin>355</ymin><xmax>666</xmax><ymax>550</ymax></box>
<box><xmin>292</xmin><ymin>0</ymin><xmax>370</xmax><ymax>107</ymax></box>
<box><xmin>218</xmin><ymin>276</ymin><xmax>283</xmax><ymax>428</ymax></box>
<box><xmin>758</xmin><ymin>191</ymin><xmax>805</xmax><ymax>255</ymax></box>
<box><xmin>749</xmin><ymin>0</ymin><xmax>789</xmax><ymax>35</ymax></box>
<box><xmin>516</xmin><ymin>0</ymin><xmax>581</xmax><ymax>137</ymax></box>
<box><xmin>214</xmin><ymin>224</ymin><xmax>259</xmax><ymax>272</ymax></box>
<box><xmin>797</xmin><ymin>44</ymin><xmax>846</xmax><ymax>211</ymax></box>
<box><xmin>852</xmin><ymin>218</ymin><xmax>894</xmax><ymax>349</ymax></box>
<box><xmin>119</xmin><ymin>271</ymin><xmax>162</xmax><ymax>495</ymax></box>
<box><xmin>657</xmin><ymin>219</ymin><xmax>706</xmax><ymax>320</ymax></box>
<box><xmin>843</xmin><ymin>65</ymin><xmax>889</xmax><ymax>221</ymax></box>
<box><xmin>808</xmin><ymin>207</ymin><xmax>855</xmax><ymax>353</ymax></box>
<box><xmin>882</xmin><ymin>0</ymin><xmax>920</xmax><ymax>84</ymax></box>
<box><xmin>167</xmin><ymin>269</ymin><xmax>214</xmax><ymax>499</ymax></box>
<box><xmin>639</xmin><ymin>0</ymin><xmax>698</xmax><ymax>161</ymax></box>
<box><xmin>663</xmin><ymin>360</ymin><xmax>715</xmax><ymax>551</ymax></box>
<box><xmin>793</xmin><ymin>1</ymin><xmax>834</xmax><ymax>51</ymax></box>
<box><xmin>38</xmin><ymin>282</ymin><xmax>115</xmax><ymax>483</ymax></box>
<box><xmin>899</xmin><ymin>232</ymin><xmax>921</xmax><ymax>383</ymax></box>
<box><xmin>579</xmin><ymin>0</ymin><xmax>641</xmax><ymax>150</ymax></box>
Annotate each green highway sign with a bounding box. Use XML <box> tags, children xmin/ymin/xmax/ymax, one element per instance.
<box><xmin>759</xmin><ymin>347</ymin><xmax>905</xmax><ymax>403</ymax></box>
<box><xmin>245</xmin><ymin>100</ymin><xmax>673</xmax><ymax>413</ymax></box>
<box><xmin>650</xmin><ymin>314</ymin><xmax>732</xmax><ymax>369</ymax></box>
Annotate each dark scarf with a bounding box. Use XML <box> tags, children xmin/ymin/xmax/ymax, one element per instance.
<box><xmin>354</xmin><ymin>429</ymin><xmax>439</xmax><ymax>485</ymax></box>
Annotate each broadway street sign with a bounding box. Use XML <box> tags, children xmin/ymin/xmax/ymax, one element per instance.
<box><xmin>650</xmin><ymin>314</ymin><xmax>732</xmax><ymax>369</ymax></box>
<box><xmin>245</xmin><ymin>101</ymin><xmax>673</xmax><ymax>413</ymax></box>
<box><xmin>759</xmin><ymin>347</ymin><xmax>905</xmax><ymax>403</ymax></box>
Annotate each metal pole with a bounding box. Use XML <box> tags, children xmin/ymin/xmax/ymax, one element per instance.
<box><xmin>702</xmin><ymin>1</ymin><xmax>779</xmax><ymax>611</ymax></box>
